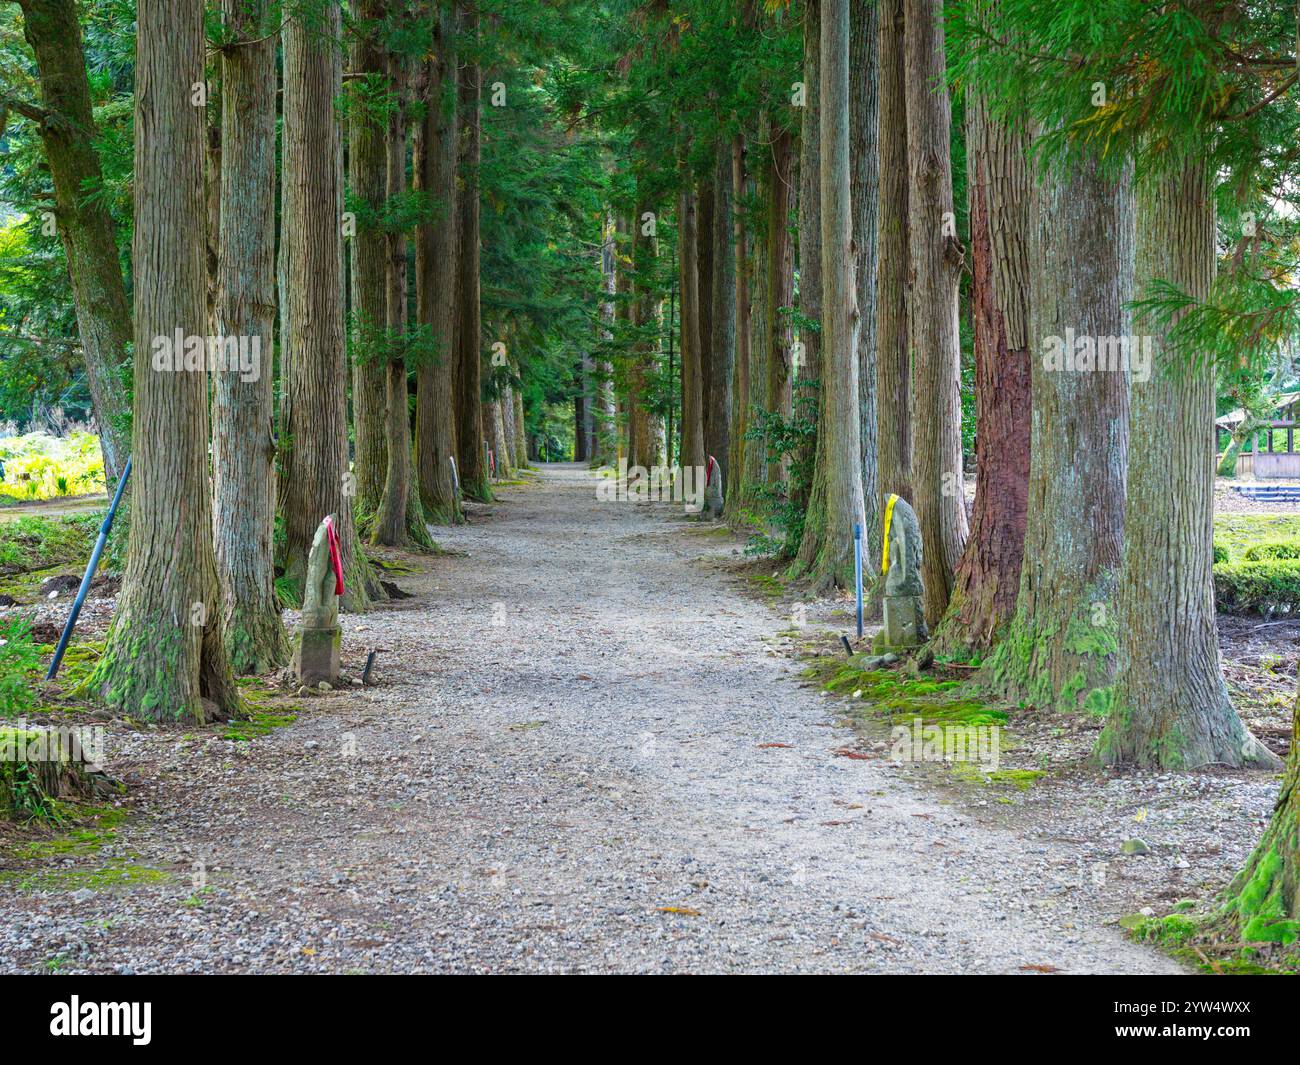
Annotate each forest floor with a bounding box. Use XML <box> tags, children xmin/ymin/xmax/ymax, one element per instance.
<box><xmin>1</xmin><ymin>463</ymin><xmax>1289</xmax><ymax>973</ymax></box>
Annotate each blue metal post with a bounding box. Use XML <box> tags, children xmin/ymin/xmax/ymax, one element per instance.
<box><xmin>46</xmin><ymin>456</ymin><xmax>131</xmax><ymax>680</ymax></box>
<box><xmin>853</xmin><ymin>522</ymin><xmax>864</xmax><ymax>640</ymax></box>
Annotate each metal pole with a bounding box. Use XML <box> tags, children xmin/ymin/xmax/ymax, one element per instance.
<box><xmin>47</xmin><ymin>456</ymin><xmax>132</xmax><ymax>680</ymax></box>
<box><xmin>853</xmin><ymin>521</ymin><xmax>864</xmax><ymax>640</ymax></box>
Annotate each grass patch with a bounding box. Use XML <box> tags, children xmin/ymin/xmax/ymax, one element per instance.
<box><xmin>1213</xmin><ymin>513</ymin><xmax>1300</xmax><ymax>561</ymax></box>
<box><xmin>0</xmin><ymin>802</ymin><xmax>167</xmax><ymax>893</ymax></box>
<box><xmin>221</xmin><ymin>679</ymin><xmax>299</xmax><ymax>741</ymax></box>
<box><xmin>0</xmin><ymin>512</ymin><xmax>97</xmax><ymax>575</ymax></box>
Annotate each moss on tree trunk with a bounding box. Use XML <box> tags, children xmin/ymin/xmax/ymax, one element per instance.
<box><xmin>83</xmin><ymin>0</ymin><xmax>239</xmax><ymax>724</ymax></box>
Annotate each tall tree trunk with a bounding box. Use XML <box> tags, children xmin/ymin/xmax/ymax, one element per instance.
<box><xmin>280</xmin><ymin>0</ymin><xmax>371</xmax><ymax>609</ymax></box>
<box><xmin>348</xmin><ymin>0</ymin><xmax>388</xmax><ymax>525</ymax></box>
<box><xmin>726</xmin><ymin>135</ymin><xmax>750</xmax><ymax>518</ymax></box>
<box><xmin>574</xmin><ymin>366</ymin><xmax>589</xmax><ymax>463</ymax></box>
<box><xmin>903</xmin><ymin>0</ymin><xmax>967</xmax><ymax>625</ymax></box>
<box><xmin>454</xmin><ymin>1</ymin><xmax>490</xmax><ymax>501</ymax></box>
<box><xmin>1213</xmin><ymin>677</ymin><xmax>1299</xmax><ymax>952</ymax></box>
<box><xmin>414</xmin><ymin>5</ymin><xmax>461</xmax><ymax>523</ymax></box>
<box><xmin>706</xmin><ymin>141</ymin><xmax>735</xmax><ymax>499</ymax></box>
<box><xmin>502</xmin><ymin>380</ymin><xmax>519</xmax><ymax>469</ymax></box>
<box><xmin>931</xmin><ymin>73</ymin><xmax>1032</xmax><ymax>655</ymax></box>
<box><xmin>84</xmin><ymin>0</ymin><xmax>237</xmax><ymax>722</ymax></box>
<box><xmin>513</xmin><ymin>385</ymin><xmax>526</xmax><ymax>469</ymax></box>
<box><xmin>482</xmin><ymin>395</ymin><xmax>498</xmax><ymax>476</ymax></box>
<box><xmin>212</xmin><ymin>0</ymin><xmax>289</xmax><ymax>675</ymax></box>
<box><xmin>373</xmin><ymin>43</ymin><xmax>428</xmax><ymax>548</ymax></box>
<box><xmin>696</xmin><ymin>173</ymin><xmax>715</xmax><ymax>466</ymax></box>
<box><xmin>593</xmin><ymin>211</ymin><xmax>619</xmax><ymax>466</ymax></box>
<box><xmin>18</xmin><ymin>0</ymin><xmax>131</xmax><ymax>487</ymax></box>
<box><xmin>876</xmin><ymin>0</ymin><xmax>910</xmax><ymax>503</ymax></box>
<box><xmin>678</xmin><ymin>185</ymin><xmax>705</xmax><ymax>474</ymax></box>
<box><xmin>205</xmin><ymin>81</ymin><xmax>221</xmax><ymax>340</ymax></box>
<box><xmin>851</xmin><ymin>0</ymin><xmax>882</xmax><ymax>567</ymax></box>
<box><xmin>613</xmin><ymin>212</ymin><xmax>633</xmax><ymax>463</ymax></box>
<box><xmin>792</xmin><ymin>0</ymin><xmax>821</xmax><ymax>515</ymax></box>
<box><xmin>763</xmin><ymin>121</ymin><xmax>795</xmax><ymax>489</ymax></box>
<box><xmin>792</xmin><ymin>0</ymin><xmax>865</xmax><ymax>591</ymax></box>
<box><xmin>745</xmin><ymin>131</ymin><xmax>771</xmax><ymax>492</ymax></box>
<box><xmin>984</xmin><ymin>151</ymin><xmax>1132</xmax><ymax>711</ymax></box>
<box><xmin>1100</xmin><ymin>157</ymin><xmax>1276</xmax><ymax>769</ymax></box>
<box><xmin>627</xmin><ymin>196</ymin><xmax>656</xmax><ymax>470</ymax></box>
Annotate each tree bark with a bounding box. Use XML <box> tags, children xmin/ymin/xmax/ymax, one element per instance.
<box><xmin>513</xmin><ymin>385</ymin><xmax>526</xmax><ymax>469</ymax></box>
<box><xmin>792</xmin><ymin>0</ymin><xmax>821</xmax><ymax>515</ymax></box>
<box><xmin>18</xmin><ymin>0</ymin><xmax>131</xmax><ymax>488</ymax></box>
<box><xmin>84</xmin><ymin>0</ymin><xmax>238</xmax><ymax>722</ymax></box>
<box><xmin>678</xmin><ymin>185</ymin><xmax>705</xmax><ymax>474</ymax></box>
<box><xmin>373</xmin><ymin>40</ymin><xmax>429</xmax><ymax>548</ymax></box>
<box><xmin>280</xmin><ymin>0</ymin><xmax>372</xmax><ymax>609</ymax></box>
<box><xmin>348</xmin><ymin>0</ymin><xmax>388</xmax><ymax>524</ymax></box>
<box><xmin>696</xmin><ymin>173</ymin><xmax>715</xmax><ymax>467</ymax></box>
<box><xmin>1213</xmin><ymin>678</ymin><xmax>1299</xmax><ymax>952</ymax></box>
<box><xmin>212</xmin><ymin>0</ymin><xmax>289</xmax><ymax>675</ymax></box>
<box><xmin>876</xmin><ymin>0</ymin><xmax>911</xmax><ymax>504</ymax></box>
<box><xmin>592</xmin><ymin>211</ymin><xmax>619</xmax><ymax>466</ymax></box>
<box><xmin>903</xmin><ymin>0</ymin><xmax>967</xmax><ymax>625</ymax></box>
<box><xmin>851</xmin><ymin>0</ymin><xmax>882</xmax><ymax>566</ymax></box>
<box><xmin>931</xmin><ymin>73</ymin><xmax>1031</xmax><ymax>655</ymax></box>
<box><xmin>745</xmin><ymin>128</ymin><xmax>771</xmax><ymax>492</ymax></box>
<box><xmin>984</xmin><ymin>151</ymin><xmax>1133</xmax><ymax>712</ymax></box>
<box><xmin>627</xmin><ymin>196</ymin><xmax>657</xmax><ymax>470</ymax></box>
<box><xmin>1100</xmin><ymin>157</ymin><xmax>1276</xmax><ymax>769</ymax></box>
<box><xmin>726</xmin><ymin>134</ymin><xmax>750</xmax><ymax>518</ymax></box>
<box><xmin>453</xmin><ymin>1</ymin><xmax>490</xmax><ymax>501</ymax></box>
<box><xmin>414</xmin><ymin>5</ymin><xmax>461</xmax><ymax>523</ymax></box>
<box><xmin>792</xmin><ymin>0</ymin><xmax>866</xmax><ymax>591</ymax></box>
<box><xmin>706</xmin><ymin>140</ymin><xmax>735</xmax><ymax>500</ymax></box>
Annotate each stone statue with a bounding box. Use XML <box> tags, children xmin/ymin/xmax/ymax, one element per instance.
<box><xmin>293</xmin><ymin>515</ymin><xmax>342</xmax><ymax>687</ymax></box>
<box><xmin>703</xmin><ymin>455</ymin><xmax>724</xmax><ymax>520</ymax></box>
<box><xmin>880</xmin><ymin>494</ymin><xmax>927</xmax><ymax>648</ymax></box>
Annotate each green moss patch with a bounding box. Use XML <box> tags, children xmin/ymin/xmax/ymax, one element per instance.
<box><xmin>221</xmin><ymin>679</ymin><xmax>300</xmax><ymax>741</ymax></box>
<box><xmin>1</xmin><ymin>802</ymin><xmax>166</xmax><ymax>893</ymax></box>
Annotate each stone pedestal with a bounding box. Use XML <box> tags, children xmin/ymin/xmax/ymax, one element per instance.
<box><xmin>293</xmin><ymin>626</ymin><xmax>341</xmax><ymax>687</ymax></box>
<box><xmin>882</xmin><ymin>595</ymin><xmax>924</xmax><ymax>649</ymax></box>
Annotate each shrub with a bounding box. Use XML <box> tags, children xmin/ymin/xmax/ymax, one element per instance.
<box><xmin>1213</xmin><ymin>540</ymin><xmax>1230</xmax><ymax>564</ymax></box>
<box><xmin>0</xmin><ymin>617</ymin><xmax>41</xmax><ymax>716</ymax></box>
<box><xmin>1214</xmin><ymin>559</ymin><xmax>1300</xmax><ymax>615</ymax></box>
<box><xmin>1242</xmin><ymin>539</ymin><xmax>1300</xmax><ymax>562</ymax></box>
<box><xmin>0</xmin><ymin>431</ymin><xmax>105</xmax><ymax>503</ymax></box>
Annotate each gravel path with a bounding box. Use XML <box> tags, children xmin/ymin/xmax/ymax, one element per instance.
<box><xmin>0</xmin><ymin>463</ymin><xmax>1182</xmax><ymax>974</ymax></box>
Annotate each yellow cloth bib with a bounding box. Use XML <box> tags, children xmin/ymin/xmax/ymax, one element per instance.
<box><xmin>881</xmin><ymin>493</ymin><xmax>899</xmax><ymax>574</ymax></box>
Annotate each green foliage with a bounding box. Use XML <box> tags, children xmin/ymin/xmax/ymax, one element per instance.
<box><xmin>0</xmin><ymin>510</ymin><xmax>99</xmax><ymax>576</ymax></box>
<box><xmin>742</xmin><ymin>380</ymin><xmax>818</xmax><ymax>558</ymax></box>
<box><xmin>1242</xmin><ymin>539</ymin><xmax>1300</xmax><ymax>562</ymax></box>
<box><xmin>0</xmin><ymin>617</ymin><xmax>40</xmax><ymax>717</ymax></box>
<box><xmin>1213</xmin><ymin>559</ymin><xmax>1300</xmax><ymax>615</ymax></box>
<box><xmin>0</xmin><ymin>431</ymin><xmax>105</xmax><ymax>502</ymax></box>
<box><xmin>1213</xmin><ymin>540</ymin><xmax>1230</xmax><ymax>564</ymax></box>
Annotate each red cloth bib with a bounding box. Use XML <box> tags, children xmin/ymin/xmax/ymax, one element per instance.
<box><xmin>324</xmin><ymin>516</ymin><xmax>344</xmax><ymax>596</ymax></box>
